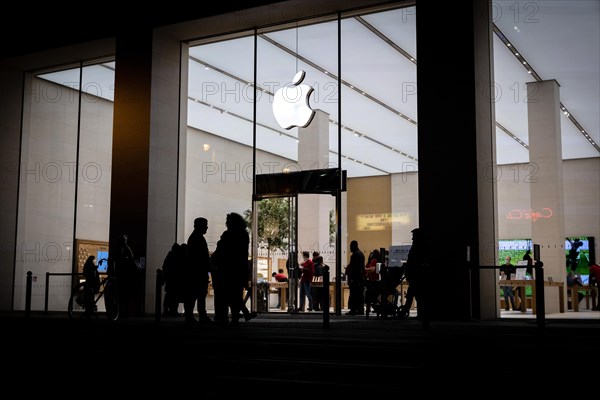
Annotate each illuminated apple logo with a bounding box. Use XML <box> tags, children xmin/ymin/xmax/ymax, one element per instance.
<box><xmin>273</xmin><ymin>70</ymin><xmax>315</xmax><ymax>130</ymax></box>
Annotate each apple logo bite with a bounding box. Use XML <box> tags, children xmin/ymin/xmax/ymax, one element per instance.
<box><xmin>273</xmin><ymin>70</ymin><xmax>315</xmax><ymax>130</ymax></box>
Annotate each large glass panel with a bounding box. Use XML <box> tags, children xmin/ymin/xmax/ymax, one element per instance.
<box><xmin>187</xmin><ymin>35</ymin><xmax>256</xmax><ymax>312</ymax></box>
<box><xmin>257</xmin><ymin>18</ymin><xmax>339</xmax><ymax>300</ymax></box>
<box><xmin>15</xmin><ymin>60</ymin><xmax>115</xmax><ymax>312</ymax></box>
<box><xmin>76</xmin><ymin>61</ymin><xmax>115</xmax><ymax>245</ymax></box>
<box><xmin>493</xmin><ymin>1</ymin><xmax>599</xmax><ymax>318</ymax></box>
<box><xmin>183</xmin><ymin>4</ymin><xmax>419</xmax><ymax>315</ymax></box>
<box><xmin>73</xmin><ymin>62</ymin><xmax>115</xmax><ymax>312</ymax></box>
<box><xmin>341</xmin><ymin>6</ymin><xmax>418</xmax><ymax>280</ymax></box>
<box><xmin>16</xmin><ymin>66</ymin><xmax>80</xmax><ymax>310</ymax></box>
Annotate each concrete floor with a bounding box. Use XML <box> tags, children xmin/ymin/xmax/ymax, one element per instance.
<box><xmin>5</xmin><ymin>310</ymin><xmax>599</xmax><ymax>394</ymax></box>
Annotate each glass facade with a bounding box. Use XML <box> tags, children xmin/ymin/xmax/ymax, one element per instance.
<box><xmin>6</xmin><ymin>1</ymin><xmax>598</xmax><ymax>318</ymax></box>
<box><xmin>16</xmin><ymin>60</ymin><xmax>115</xmax><ymax>311</ymax></box>
<box><xmin>184</xmin><ymin>6</ymin><xmax>418</xmax><ymax>299</ymax></box>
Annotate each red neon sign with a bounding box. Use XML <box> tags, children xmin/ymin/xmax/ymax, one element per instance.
<box><xmin>506</xmin><ymin>208</ymin><xmax>553</xmax><ymax>222</ymax></box>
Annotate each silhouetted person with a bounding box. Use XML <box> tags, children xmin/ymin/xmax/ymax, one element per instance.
<box><xmin>82</xmin><ymin>255</ymin><xmax>99</xmax><ymax>318</ymax></box>
<box><xmin>400</xmin><ymin>228</ymin><xmax>427</xmax><ymax>319</ymax></box>
<box><xmin>589</xmin><ymin>263</ymin><xmax>600</xmax><ymax>311</ymax></box>
<box><xmin>345</xmin><ymin>240</ymin><xmax>365</xmax><ymax>315</ymax></box>
<box><xmin>590</xmin><ymin>263</ymin><xmax>600</xmax><ymax>287</ymax></box>
<box><xmin>184</xmin><ymin>217</ymin><xmax>211</xmax><ymax>326</ymax></box>
<box><xmin>567</xmin><ymin>269</ymin><xmax>585</xmax><ymax>308</ymax></box>
<box><xmin>211</xmin><ymin>212</ymin><xmax>249</xmax><ymax>326</ymax></box>
<box><xmin>365</xmin><ymin>249</ymin><xmax>382</xmax><ymax>282</ymax></box>
<box><xmin>299</xmin><ymin>251</ymin><xmax>314</xmax><ymax>311</ymax></box>
<box><xmin>364</xmin><ymin>249</ymin><xmax>382</xmax><ymax>315</ymax></box>
<box><xmin>162</xmin><ymin>242</ymin><xmax>183</xmax><ymax>316</ymax></box>
<box><xmin>523</xmin><ymin>249</ymin><xmax>533</xmax><ymax>277</ymax></box>
<box><xmin>239</xmin><ymin>259</ymin><xmax>257</xmax><ymax>322</ymax></box>
<box><xmin>272</xmin><ymin>268</ymin><xmax>288</xmax><ymax>308</ymax></box>
<box><xmin>110</xmin><ymin>234</ymin><xmax>140</xmax><ymax>318</ymax></box>
<box><xmin>312</xmin><ymin>254</ymin><xmax>324</xmax><ymax>311</ymax></box>
<box><xmin>285</xmin><ymin>253</ymin><xmax>299</xmax><ymax>312</ymax></box>
<box><xmin>567</xmin><ymin>238</ymin><xmax>584</xmax><ymax>272</ymax></box>
<box><xmin>500</xmin><ymin>255</ymin><xmax>517</xmax><ymax>311</ymax></box>
<box><xmin>273</xmin><ymin>269</ymin><xmax>288</xmax><ymax>282</ymax></box>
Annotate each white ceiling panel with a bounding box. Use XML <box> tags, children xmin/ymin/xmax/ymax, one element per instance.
<box><xmin>561</xmin><ymin>114</ymin><xmax>600</xmax><ymax>160</ymax></box>
<box><xmin>362</xmin><ymin>7</ymin><xmax>417</xmax><ymax>57</ymax></box>
<box><xmin>493</xmin><ymin>33</ymin><xmax>534</xmax><ymax>145</ymax></box>
<box><xmin>495</xmin><ymin>126</ymin><xmax>530</xmax><ymax>165</ymax></box>
<box><xmin>494</xmin><ymin>0</ymin><xmax>599</xmax><ymax>155</ymax></box>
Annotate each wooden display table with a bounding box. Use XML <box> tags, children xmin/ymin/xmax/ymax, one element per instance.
<box><xmin>268</xmin><ymin>281</ymin><xmax>349</xmax><ymax>311</ymax></box>
<box><xmin>568</xmin><ymin>284</ymin><xmax>598</xmax><ymax>311</ymax></box>
<box><xmin>499</xmin><ymin>279</ymin><xmax>564</xmax><ymax>314</ymax></box>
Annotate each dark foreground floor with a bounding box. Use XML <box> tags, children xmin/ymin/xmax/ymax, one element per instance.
<box><xmin>5</xmin><ymin>311</ymin><xmax>599</xmax><ymax>395</ymax></box>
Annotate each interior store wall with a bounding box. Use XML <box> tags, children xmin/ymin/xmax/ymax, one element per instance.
<box><xmin>346</xmin><ymin>175</ymin><xmax>392</xmax><ymax>262</ymax></box>
<box><xmin>390</xmin><ymin>167</ymin><xmax>419</xmax><ymax>247</ymax></box>
<box><xmin>497</xmin><ymin>158</ymin><xmax>600</xmax><ymax>257</ymax></box>
<box><xmin>562</xmin><ymin>158</ymin><xmax>600</xmax><ymax>243</ymax></box>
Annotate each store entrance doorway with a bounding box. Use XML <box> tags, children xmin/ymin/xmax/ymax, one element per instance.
<box><xmin>250</xmin><ymin>168</ymin><xmax>346</xmax><ymax>314</ymax></box>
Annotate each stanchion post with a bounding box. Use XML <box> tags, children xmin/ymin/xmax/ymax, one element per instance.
<box><xmin>44</xmin><ymin>271</ymin><xmax>50</xmax><ymax>314</ymax></box>
<box><xmin>25</xmin><ymin>271</ymin><xmax>32</xmax><ymax>318</ymax></box>
<box><xmin>534</xmin><ymin>260</ymin><xmax>545</xmax><ymax>329</ymax></box>
<box><xmin>322</xmin><ymin>265</ymin><xmax>330</xmax><ymax>329</ymax></box>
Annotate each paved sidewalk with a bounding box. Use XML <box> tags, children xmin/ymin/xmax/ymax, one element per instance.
<box><xmin>5</xmin><ymin>310</ymin><xmax>599</xmax><ymax>394</ymax></box>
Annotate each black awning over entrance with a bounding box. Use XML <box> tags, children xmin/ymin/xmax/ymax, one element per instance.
<box><xmin>254</xmin><ymin>168</ymin><xmax>346</xmax><ymax>199</ymax></box>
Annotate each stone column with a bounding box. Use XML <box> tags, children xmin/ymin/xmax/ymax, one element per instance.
<box><xmin>416</xmin><ymin>0</ymin><xmax>497</xmax><ymax>320</ymax></box>
<box><xmin>527</xmin><ymin>79</ymin><xmax>566</xmax><ymax>314</ymax></box>
<box><xmin>109</xmin><ymin>27</ymin><xmax>153</xmax><ymax>316</ymax></box>
<box><xmin>144</xmin><ymin>30</ymin><xmax>189</xmax><ymax>314</ymax></box>
<box><xmin>0</xmin><ymin>67</ymin><xmax>23</xmax><ymax>310</ymax></box>
<box><xmin>472</xmin><ymin>0</ymin><xmax>499</xmax><ymax>320</ymax></box>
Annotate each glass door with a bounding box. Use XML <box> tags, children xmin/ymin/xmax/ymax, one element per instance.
<box><xmin>251</xmin><ymin>194</ymin><xmax>297</xmax><ymax>313</ymax></box>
